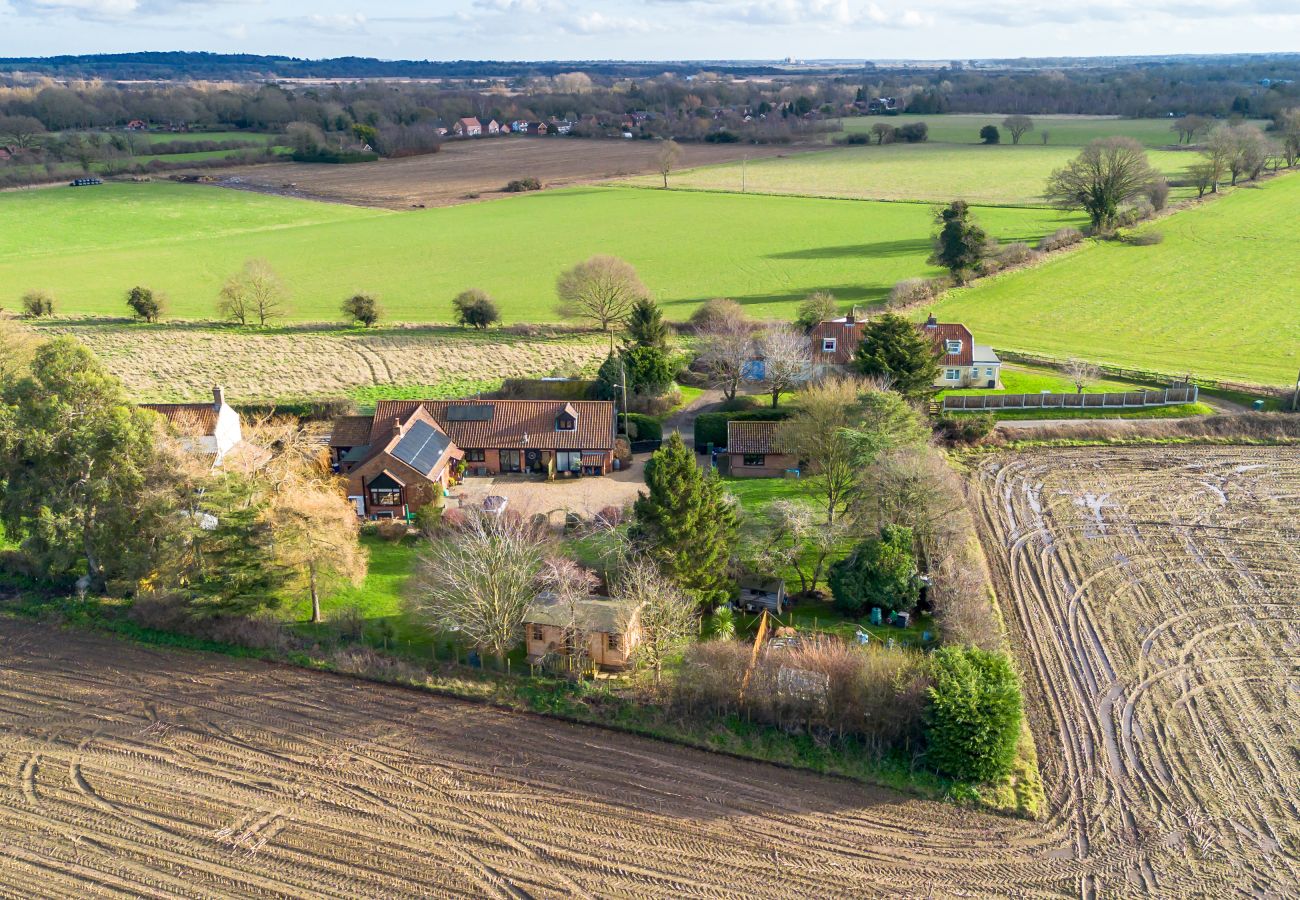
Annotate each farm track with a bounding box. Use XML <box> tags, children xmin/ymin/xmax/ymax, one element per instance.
<box><xmin>971</xmin><ymin>446</ymin><xmax>1300</xmax><ymax>897</ymax></box>
<box><xmin>0</xmin><ymin>623</ymin><xmax>1094</xmax><ymax>898</ymax></box>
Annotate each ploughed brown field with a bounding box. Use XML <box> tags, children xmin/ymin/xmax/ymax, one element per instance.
<box><xmin>213</xmin><ymin>137</ymin><xmax>802</xmax><ymax>209</ymax></box>
<box><xmin>0</xmin><ymin>445</ymin><xmax>1295</xmax><ymax>897</ymax></box>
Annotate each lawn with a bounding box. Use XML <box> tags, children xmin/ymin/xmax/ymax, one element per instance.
<box><xmin>837</xmin><ymin>113</ymin><xmax>1208</xmax><ymax>148</ymax></box>
<box><xmin>631</xmin><ymin>143</ymin><xmax>1197</xmax><ymax>206</ymax></box>
<box><xmin>927</xmin><ymin>172</ymin><xmax>1300</xmax><ymax>387</ymax></box>
<box><xmin>0</xmin><ymin>181</ymin><xmax>1079</xmax><ymax>322</ymax></box>
<box><xmin>975</xmin><ymin>402</ymin><xmax>1214</xmax><ymax>421</ymax></box>
<box><xmin>938</xmin><ymin>363</ymin><xmax>1155</xmax><ymax>398</ymax></box>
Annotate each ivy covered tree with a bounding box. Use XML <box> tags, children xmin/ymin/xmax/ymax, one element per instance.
<box><xmin>925</xmin><ymin>647</ymin><xmax>1024</xmax><ymax>783</ymax></box>
<box><xmin>853</xmin><ymin>313</ymin><xmax>940</xmax><ymax>399</ymax></box>
<box><xmin>631</xmin><ymin>433</ymin><xmax>738</xmax><ymax>609</ymax></box>
<box><xmin>827</xmin><ymin>524</ymin><xmax>918</xmax><ymax>617</ymax></box>
<box><xmin>929</xmin><ymin>200</ymin><xmax>988</xmax><ymax>282</ymax></box>
<box><xmin>126</xmin><ymin>285</ymin><xmax>165</xmax><ymax>323</ymax></box>
<box><xmin>341</xmin><ymin>293</ymin><xmax>382</xmax><ymax>327</ymax></box>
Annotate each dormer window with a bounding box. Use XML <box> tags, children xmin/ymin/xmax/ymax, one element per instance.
<box><xmin>822</xmin><ymin>337</ymin><xmax>837</xmax><ymax>353</ymax></box>
<box><xmin>945</xmin><ymin>339</ymin><xmax>962</xmax><ymax>354</ymax></box>
<box><xmin>555</xmin><ymin>402</ymin><xmax>577</xmax><ymax>432</ymax></box>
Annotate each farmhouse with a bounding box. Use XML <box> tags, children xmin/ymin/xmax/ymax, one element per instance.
<box><xmin>809</xmin><ymin>314</ymin><xmax>1002</xmax><ymax>388</ymax></box>
<box><xmin>126</xmin><ymin>119</ymin><xmax>147</xmax><ymax>130</ymax></box>
<box><xmin>453</xmin><ymin>117</ymin><xmax>483</xmax><ymax>137</ymax></box>
<box><xmin>726</xmin><ymin>420</ymin><xmax>798</xmax><ymax>477</ymax></box>
<box><xmin>335</xmin><ymin>399</ymin><xmax>617</xmax><ymax>518</ymax></box>
<box><xmin>523</xmin><ymin>592</ymin><xmax>644</xmax><ymax>671</ymax></box>
<box><xmin>142</xmin><ymin>386</ymin><xmax>243</xmax><ymax>463</ymax></box>
<box><xmin>526</xmin><ymin>121</ymin><xmax>549</xmax><ymax>136</ymax></box>
<box><xmin>484</xmin><ymin>119</ymin><xmax>501</xmax><ymax>135</ymax></box>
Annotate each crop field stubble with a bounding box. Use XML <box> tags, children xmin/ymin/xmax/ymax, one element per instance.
<box><xmin>972</xmin><ymin>445</ymin><xmax>1300</xmax><ymax>896</ymax></box>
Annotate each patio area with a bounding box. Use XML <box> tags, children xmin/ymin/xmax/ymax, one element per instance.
<box><xmin>450</xmin><ymin>454</ymin><xmax>647</xmax><ymax>523</ymax></box>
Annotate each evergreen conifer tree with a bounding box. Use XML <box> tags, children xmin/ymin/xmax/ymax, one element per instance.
<box><xmin>928</xmin><ymin>200</ymin><xmax>988</xmax><ymax>281</ymax></box>
<box><xmin>624</xmin><ymin>297</ymin><xmax>668</xmax><ymax>350</ymax></box>
<box><xmin>631</xmin><ymin>433</ymin><xmax>738</xmax><ymax>609</ymax></box>
<box><xmin>854</xmin><ymin>314</ymin><xmax>941</xmax><ymax>400</ymax></box>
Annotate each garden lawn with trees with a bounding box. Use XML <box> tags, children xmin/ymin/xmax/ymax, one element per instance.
<box><xmin>0</xmin><ymin>181</ymin><xmax>1078</xmax><ymax>321</ymax></box>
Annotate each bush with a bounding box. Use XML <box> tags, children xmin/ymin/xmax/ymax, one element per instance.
<box><xmin>894</xmin><ymin>122</ymin><xmax>928</xmax><ymax>143</ymax></box>
<box><xmin>290</xmin><ymin>148</ymin><xmax>378</xmax><ymax>164</ymax></box>
<box><xmin>624</xmin><ymin>345</ymin><xmax>673</xmax><ymax>396</ymax></box>
<box><xmin>705</xmin><ymin>130</ymin><xmax>740</xmax><ymax>143</ymax></box>
<box><xmin>1125</xmin><ymin>231</ymin><xmax>1165</xmax><ymax>246</ymax></box>
<box><xmin>693</xmin><ymin>408</ymin><xmax>788</xmax><ymax>452</ymax></box>
<box><xmin>836</xmin><ymin>133</ymin><xmax>871</xmax><ymax>145</ymax></box>
<box><xmin>1115</xmin><ymin>198</ymin><xmax>1154</xmax><ymax>228</ymax></box>
<box><xmin>622</xmin><ymin>412</ymin><xmax>663</xmax><ymax>442</ymax></box>
<box><xmin>886</xmin><ymin>276</ymin><xmax>948</xmax><ymax>309</ymax></box>
<box><xmin>979</xmin><ymin>125</ymin><xmax>1000</xmax><ymax>144</ymax></box>
<box><xmin>452</xmin><ymin>288</ymin><xmax>500</xmax><ymax>329</ymax></box>
<box><xmin>126</xmin><ymin>285</ymin><xmax>165</xmax><ymax>323</ymax></box>
<box><xmin>374</xmin><ymin>520</ymin><xmax>408</xmax><ymax>542</ymax></box>
<box><xmin>828</xmin><ymin>524</ymin><xmax>919</xmax><ymax>617</ymax></box>
<box><xmin>1147</xmin><ymin>178</ymin><xmax>1170</xmax><ymax>212</ymax></box>
<box><xmin>718</xmin><ymin>394</ymin><xmax>758</xmax><ymax>412</ymax></box>
<box><xmin>687</xmin><ymin>298</ymin><xmax>747</xmax><ymax>332</ymax></box>
<box><xmin>924</xmin><ymin>647</ymin><xmax>1023</xmax><ymax>783</ymax></box>
<box><xmin>933</xmin><ymin>413</ymin><xmax>996</xmax><ymax>445</ymax></box>
<box><xmin>1035</xmin><ymin>227</ymin><xmax>1083</xmax><ymax>253</ymax></box>
<box><xmin>341</xmin><ymin>293</ymin><xmax>382</xmax><ymax>327</ymax></box>
<box><xmin>21</xmin><ymin>290</ymin><xmax>54</xmax><ymax>317</ymax></box>
<box><xmin>504</xmin><ymin>177</ymin><xmax>541</xmax><ymax>192</ymax></box>
<box><xmin>995</xmin><ymin>242</ymin><xmax>1039</xmax><ymax>267</ymax></box>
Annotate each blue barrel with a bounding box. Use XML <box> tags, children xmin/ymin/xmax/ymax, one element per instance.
<box><xmin>870</xmin><ymin>607</ymin><xmax>882</xmax><ymax>626</ymax></box>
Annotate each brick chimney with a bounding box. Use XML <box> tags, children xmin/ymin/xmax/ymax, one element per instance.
<box><xmin>844</xmin><ymin>311</ymin><xmax>855</xmax><ymax>326</ymax></box>
<box><xmin>212</xmin><ymin>385</ymin><xmax>226</xmax><ymax>409</ymax></box>
<box><xmin>925</xmin><ymin>313</ymin><xmax>938</xmax><ymax>328</ymax></box>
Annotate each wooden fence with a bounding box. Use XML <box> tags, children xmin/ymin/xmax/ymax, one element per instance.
<box><xmin>942</xmin><ymin>386</ymin><xmax>1198</xmax><ymax>411</ymax></box>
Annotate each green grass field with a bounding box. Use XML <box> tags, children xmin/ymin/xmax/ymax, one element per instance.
<box><xmin>635</xmin><ymin>143</ymin><xmax>1197</xmax><ymax>206</ymax></box>
<box><xmin>0</xmin><ymin>181</ymin><xmax>1079</xmax><ymax>322</ymax></box>
<box><xmin>837</xmin><ymin>114</ymin><xmax>1198</xmax><ymax>148</ymax></box>
<box><xmin>928</xmin><ymin>173</ymin><xmax>1300</xmax><ymax>387</ymax></box>
<box><xmin>938</xmin><ymin>364</ymin><xmax>1154</xmax><ymax>398</ymax></box>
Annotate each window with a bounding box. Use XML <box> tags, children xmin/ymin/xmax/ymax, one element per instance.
<box><xmin>555</xmin><ymin>413</ymin><xmax>576</xmax><ymax>431</ymax></box>
<box><xmin>556</xmin><ymin>450</ymin><xmax>582</xmax><ymax>472</ymax></box>
<box><xmin>985</xmin><ymin>367</ymin><xmax>994</xmax><ymax>378</ymax></box>
<box><xmin>369</xmin><ymin>487</ymin><xmax>401</xmax><ymax>507</ymax></box>
<box><xmin>821</xmin><ymin>337</ymin><xmax>837</xmax><ymax>353</ymax></box>
<box><xmin>743</xmin><ymin>454</ymin><xmax>766</xmax><ymax>467</ymax></box>
<box><xmin>945</xmin><ymin>339</ymin><xmax>963</xmax><ymax>354</ymax></box>
<box><xmin>607</xmin><ymin>633</ymin><xmax>622</xmax><ymax>652</ymax></box>
<box><xmin>499</xmin><ymin>449</ymin><xmax>521</xmax><ymax>472</ymax></box>
<box><xmin>464</xmin><ymin>448</ymin><xmax>485</xmax><ymax>462</ymax></box>
<box><xmin>531</xmin><ymin>624</ymin><xmax>543</xmax><ymax>642</ymax></box>
<box><xmin>944</xmin><ymin>368</ymin><xmax>961</xmax><ymax>381</ymax></box>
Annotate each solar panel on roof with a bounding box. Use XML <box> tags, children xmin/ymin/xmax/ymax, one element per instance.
<box><xmin>391</xmin><ymin>421</ymin><xmax>451</xmax><ymax>474</ymax></box>
<box><xmin>444</xmin><ymin>404</ymin><xmax>495</xmax><ymax>422</ymax></box>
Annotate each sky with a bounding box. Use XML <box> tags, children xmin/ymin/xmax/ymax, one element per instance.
<box><xmin>1</xmin><ymin>0</ymin><xmax>1298</xmax><ymax>62</ymax></box>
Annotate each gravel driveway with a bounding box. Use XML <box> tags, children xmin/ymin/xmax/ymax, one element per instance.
<box><xmin>451</xmin><ymin>455</ymin><xmax>646</xmax><ymax>522</ymax></box>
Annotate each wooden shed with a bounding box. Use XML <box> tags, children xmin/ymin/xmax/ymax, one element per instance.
<box><xmin>523</xmin><ymin>593</ymin><xmax>644</xmax><ymax>671</ymax></box>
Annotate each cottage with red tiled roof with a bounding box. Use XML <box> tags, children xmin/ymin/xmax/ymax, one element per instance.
<box><xmin>141</xmin><ymin>386</ymin><xmax>243</xmax><ymax>463</ymax></box>
<box><xmin>726</xmin><ymin>420</ymin><xmax>798</xmax><ymax>478</ymax></box>
<box><xmin>335</xmin><ymin>399</ymin><xmax>617</xmax><ymax>519</ymax></box>
<box><xmin>809</xmin><ymin>314</ymin><xmax>1001</xmax><ymax>389</ymax></box>
<box><xmin>452</xmin><ymin>117</ymin><xmax>482</xmax><ymax>137</ymax></box>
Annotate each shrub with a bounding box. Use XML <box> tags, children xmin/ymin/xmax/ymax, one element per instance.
<box><xmin>341</xmin><ymin>293</ymin><xmax>382</xmax><ymax>327</ymax></box>
<box><xmin>126</xmin><ymin>285</ymin><xmax>165</xmax><ymax>323</ymax></box>
<box><xmin>1115</xmin><ymin>198</ymin><xmax>1155</xmax><ymax>228</ymax></box>
<box><xmin>504</xmin><ymin>177</ymin><xmax>541</xmax><ymax>192</ymax></box>
<box><xmin>979</xmin><ymin>125</ymin><xmax>1000</xmax><ymax>144</ymax></box>
<box><xmin>374</xmin><ymin>520</ymin><xmax>408</xmax><ymax>542</ymax></box>
<box><xmin>995</xmin><ymin>242</ymin><xmax>1038</xmax><ymax>267</ymax></box>
<box><xmin>1147</xmin><ymin>178</ymin><xmax>1170</xmax><ymax>212</ymax></box>
<box><xmin>623</xmin><ymin>345</ymin><xmax>673</xmax><ymax>396</ymax></box>
<box><xmin>1035</xmin><ymin>227</ymin><xmax>1083</xmax><ymax>253</ymax></box>
<box><xmin>705</xmin><ymin>130</ymin><xmax>740</xmax><ymax>143</ymax></box>
<box><xmin>1125</xmin><ymin>231</ymin><xmax>1165</xmax><ymax>246</ymax></box>
<box><xmin>687</xmin><ymin>298</ymin><xmax>748</xmax><ymax>333</ymax></box>
<box><xmin>328</xmin><ymin>604</ymin><xmax>367</xmax><ymax>642</ymax></box>
<box><xmin>925</xmin><ymin>647</ymin><xmax>1023</xmax><ymax>783</ymax></box>
<box><xmin>886</xmin><ymin>276</ymin><xmax>948</xmax><ymax>309</ymax></box>
<box><xmin>795</xmin><ymin>290</ymin><xmax>840</xmax><ymax>330</ymax></box>
<box><xmin>622</xmin><ymin>412</ymin><xmax>663</xmax><ymax>442</ymax></box>
<box><xmin>21</xmin><ymin>290</ymin><xmax>54</xmax><ymax>317</ymax></box>
<box><xmin>894</xmin><ymin>122</ymin><xmax>928</xmax><ymax>143</ymax></box>
<box><xmin>933</xmin><ymin>413</ymin><xmax>996</xmax><ymax>445</ymax></box>
<box><xmin>828</xmin><ymin>524</ymin><xmax>919</xmax><ymax>617</ymax></box>
<box><xmin>452</xmin><ymin>288</ymin><xmax>501</xmax><ymax>329</ymax></box>
<box><xmin>837</xmin><ymin>133</ymin><xmax>871</xmax><ymax>145</ymax></box>
<box><xmin>718</xmin><ymin>394</ymin><xmax>759</xmax><ymax>412</ymax></box>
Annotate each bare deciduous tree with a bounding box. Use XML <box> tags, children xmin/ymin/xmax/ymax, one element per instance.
<box><xmin>755</xmin><ymin>323</ymin><xmax>811</xmax><ymax>408</ymax></box>
<box><xmin>752</xmin><ymin>499</ymin><xmax>850</xmax><ymax>594</ymax></box>
<box><xmin>540</xmin><ymin>557</ymin><xmax>600</xmax><ymax>676</ymax></box>
<box><xmin>1044</xmin><ymin>138</ymin><xmax>1158</xmax><ymax>232</ymax></box>
<box><xmin>1279</xmin><ymin>108</ymin><xmax>1300</xmax><ymax>168</ymax></box>
<box><xmin>555</xmin><ymin>255</ymin><xmax>649</xmax><ymax>332</ymax></box>
<box><xmin>1064</xmin><ymin>357</ymin><xmax>1101</xmax><ymax>394</ymax></box>
<box><xmin>655</xmin><ymin>139</ymin><xmax>683</xmax><ymax>188</ymax></box>
<box><xmin>695</xmin><ymin>315</ymin><xmax>754</xmax><ymax>401</ymax></box>
<box><xmin>219</xmin><ymin>259</ymin><xmax>287</xmax><ymax>327</ymax></box>
<box><xmin>775</xmin><ymin>377</ymin><xmax>863</xmax><ymax>525</ymax></box>
<box><xmin>619</xmin><ymin>559</ymin><xmax>696</xmax><ymax>684</ymax></box>
<box><xmin>1171</xmin><ymin>114</ymin><xmax>1211</xmax><ymax>145</ymax></box>
<box><xmin>1002</xmin><ymin>115</ymin><xmax>1033</xmax><ymax>145</ymax></box>
<box><xmin>408</xmin><ymin>511</ymin><xmax>548</xmax><ymax>667</ymax></box>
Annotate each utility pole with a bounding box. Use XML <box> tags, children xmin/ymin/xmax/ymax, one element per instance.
<box><xmin>741</xmin><ymin>155</ymin><xmax>747</xmax><ymax>193</ymax></box>
<box><xmin>620</xmin><ymin>359</ymin><xmax>630</xmax><ymax>438</ymax></box>
<box><xmin>1292</xmin><ymin>367</ymin><xmax>1299</xmax><ymax>412</ymax></box>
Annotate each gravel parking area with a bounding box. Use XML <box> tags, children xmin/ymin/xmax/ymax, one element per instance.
<box><xmin>451</xmin><ymin>455</ymin><xmax>646</xmax><ymax>522</ymax></box>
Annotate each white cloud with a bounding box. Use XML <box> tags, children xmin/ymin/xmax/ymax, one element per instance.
<box><xmin>11</xmin><ymin>0</ymin><xmax>140</xmax><ymax>18</ymax></box>
<box><xmin>564</xmin><ymin>10</ymin><xmax>654</xmax><ymax>33</ymax></box>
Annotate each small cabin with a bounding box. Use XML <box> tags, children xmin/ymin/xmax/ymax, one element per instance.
<box><xmin>523</xmin><ymin>593</ymin><xmax>644</xmax><ymax>671</ymax></box>
<box><xmin>736</xmin><ymin>576</ymin><xmax>787</xmax><ymax>615</ymax></box>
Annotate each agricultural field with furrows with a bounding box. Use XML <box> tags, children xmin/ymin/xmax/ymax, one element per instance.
<box><xmin>36</xmin><ymin>320</ymin><xmax>612</xmax><ymax>404</ymax></box>
<box><xmin>971</xmin><ymin>446</ymin><xmax>1300</xmax><ymax>897</ymax></box>
<box><xmin>928</xmin><ymin>172</ymin><xmax>1300</xmax><ymax>387</ymax></box>
<box><xmin>626</xmin><ymin>143</ymin><xmax>1198</xmax><ymax>206</ymax></box>
<box><xmin>0</xmin><ymin>181</ymin><xmax>1078</xmax><ymax>322</ymax></box>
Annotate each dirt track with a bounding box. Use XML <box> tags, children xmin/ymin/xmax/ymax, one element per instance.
<box><xmin>214</xmin><ymin>138</ymin><xmax>801</xmax><ymax>209</ymax></box>
<box><xmin>0</xmin><ymin>445</ymin><xmax>1295</xmax><ymax>897</ymax></box>
<box><xmin>972</xmin><ymin>446</ymin><xmax>1300</xmax><ymax>897</ymax></box>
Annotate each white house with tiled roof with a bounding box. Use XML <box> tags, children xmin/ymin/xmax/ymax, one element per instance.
<box><xmin>141</xmin><ymin>386</ymin><xmax>243</xmax><ymax>463</ymax></box>
<box><xmin>809</xmin><ymin>314</ymin><xmax>1001</xmax><ymax>389</ymax></box>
